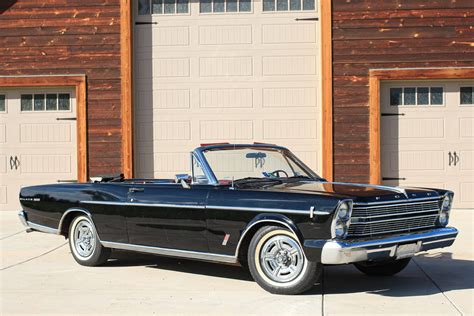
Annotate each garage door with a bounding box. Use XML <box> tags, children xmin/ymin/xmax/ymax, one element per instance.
<box><xmin>0</xmin><ymin>89</ymin><xmax>77</xmax><ymax>211</ymax></box>
<box><xmin>134</xmin><ymin>0</ymin><xmax>321</xmax><ymax>179</ymax></box>
<box><xmin>381</xmin><ymin>80</ymin><xmax>474</xmax><ymax>209</ymax></box>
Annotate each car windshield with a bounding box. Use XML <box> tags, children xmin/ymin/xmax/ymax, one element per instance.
<box><xmin>201</xmin><ymin>147</ymin><xmax>320</xmax><ymax>183</ymax></box>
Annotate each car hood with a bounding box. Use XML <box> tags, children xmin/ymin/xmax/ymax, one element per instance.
<box><xmin>242</xmin><ymin>181</ymin><xmax>442</xmax><ymax>204</ymax></box>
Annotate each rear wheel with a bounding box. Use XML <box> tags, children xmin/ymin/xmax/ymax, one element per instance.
<box><xmin>354</xmin><ymin>258</ymin><xmax>411</xmax><ymax>276</ymax></box>
<box><xmin>248</xmin><ymin>226</ymin><xmax>322</xmax><ymax>295</ymax></box>
<box><xmin>69</xmin><ymin>215</ymin><xmax>110</xmax><ymax>266</ymax></box>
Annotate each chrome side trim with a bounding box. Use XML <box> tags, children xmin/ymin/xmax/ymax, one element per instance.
<box><xmin>101</xmin><ymin>241</ymin><xmax>237</xmax><ymax>264</ymax></box>
<box><xmin>80</xmin><ymin>201</ymin><xmax>205</xmax><ymax>209</ymax></box>
<box><xmin>206</xmin><ymin>205</ymin><xmax>308</xmax><ymax>215</ymax></box>
<box><xmin>80</xmin><ymin>200</ymin><xmax>310</xmax><ymax>215</ymax></box>
<box><xmin>353</xmin><ymin>196</ymin><xmax>441</xmax><ymax>206</ymax></box>
<box><xmin>27</xmin><ymin>221</ymin><xmax>59</xmax><ymax>235</ymax></box>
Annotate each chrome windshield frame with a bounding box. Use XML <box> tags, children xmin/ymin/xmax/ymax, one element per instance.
<box><xmin>192</xmin><ymin>144</ymin><xmax>321</xmax><ymax>186</ymax></box>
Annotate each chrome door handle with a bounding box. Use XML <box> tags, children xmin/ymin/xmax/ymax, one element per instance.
<box><xmin>129</xmin><ymin>187</ymin><xmax>144</xmax><ymax>193</ymax></box>
<box><xmin>453</xmin><ymin>151</ymin><xmax>460</xmax><ymax>166</ymax></box>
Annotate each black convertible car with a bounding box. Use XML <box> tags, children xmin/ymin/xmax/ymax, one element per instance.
<box><xmin>18</xmin><ymin>143</ymin><xmax>458</xmax><ymax>294</ymax></box>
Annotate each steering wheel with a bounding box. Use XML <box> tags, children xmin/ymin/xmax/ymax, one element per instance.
<box><xmin>269</xmin><ymin>169</ymin><xmax>289</xmax><ymax>178</ymax></box>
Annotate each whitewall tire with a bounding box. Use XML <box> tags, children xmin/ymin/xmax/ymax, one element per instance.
<box><xmin>68</xmin><ymin>215</ymin><xmax>110</xmax><ymax>266</ymax></box>
<box><xmin>248</xmin><ymin>226</ymin><xmax>322</xmax><ymax>295</ymax></box>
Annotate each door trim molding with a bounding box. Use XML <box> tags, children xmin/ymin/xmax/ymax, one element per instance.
<box><xmin>368</xmin><ymin>67</ymin><xmax>474</xmax><ymax>185</ymax></box>
<box><xmin>0</xmin><ymin>75</ymin><xmax>88</xmax><ymax>182</ymax></box>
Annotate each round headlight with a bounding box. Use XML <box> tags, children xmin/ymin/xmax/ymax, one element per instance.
<box><xmin>337</xmin><ymin>203</ymin><xmax>350</xmax><ymax>220</ymax></box>
<box><xmin>441</xmin><ymin>196</ymin><xmax>451</xmax><ymax>211</ymax></box>
<box><xmin>334</xmin><ymin>221</ymin><xmax>347</xmax><ymax>238</ymax></box>
<box><xmin>438</xmin><ymin>211</ymin><xmax>449</xmax><ymax>226</ymax></box>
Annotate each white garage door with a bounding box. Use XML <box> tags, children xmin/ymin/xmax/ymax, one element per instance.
<box><xmin>381</xmin><ymin>80</ymin><xmax>474</xmax><ymax>209</ymax></box>
<box><xmin>0</xmin><ymin>89</ymin><xmax>77</xmax><ymax>211</ymax></box>
<box><xmin>134</xmin><ymin>0</ymin><xmax>321</xmax><ymax>179</ymax></box>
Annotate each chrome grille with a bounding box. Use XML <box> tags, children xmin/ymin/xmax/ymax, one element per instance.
<box><xmin>348</xmin><ymin>199</ymin><xmax>441</xmax><ymax>237</ymax></box>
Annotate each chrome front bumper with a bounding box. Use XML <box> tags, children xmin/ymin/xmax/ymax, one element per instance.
<box><xmin>317</xmin><ymin>227</ymin><xmax>458</xmax><ymax>264</ymax></box>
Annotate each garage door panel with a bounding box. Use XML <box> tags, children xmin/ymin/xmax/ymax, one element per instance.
<box><xmin>199</xmin><ymin>88</ymin><xmax>253</xmax><ymax>108</ymax></box>
<box><xmin>460</xmin><ymin>183</ymin><xmax>474</xmax><ymax>203</ymax></box>
<box><xmin>134</xmin><ymin>2</ymin><xmax>321</xmax><ymax>179</ymax></box>
<box><xmin>382</xmin><ymin>80</ymin><xmax>474</xmax><ymax>208</ymax></box>
<box><xmin>199</xmin><ymin>24</ymin><xmax>253</xmax><ymax>45</ymax></box>
<box><xmin>154</xmin><ymin>121</ymin><xmax>191</xmax><ymax>140</ymax></box>
<box><xmin>136</xmin><ymin>26</ymin><xmax>190</xmax><ymax>47</ymax></box>
<box><xmin>398</xmin><ymin>118</ymin><xmax>445</xmax><ymax>139</ymax></box>
<box><xmin>0</xmin><ymin>124</ymin><xmax>5</xmax><ymax>143</ymax></box>
<box><xmin>20</xmin><ymin>123</ymin><xmax>72</xmax><ymax>143</ymax></box>
<box><xmin>200</xmin><ymin>120</ymin><xmax>253</xmax><ymax>140</ymax></box>
<box><xmin>0</xmin><ymin>89</ymin><xmax>77</xmax><ymax>210</ymax></box>
<box><xmin>0</xmin><ymin>186</ymin><xmax>7</xmax><ymax>205</ymax></box>
<box><xmin>263</xmin><ymin>119</ymin><xmax>317</xmax><ymax>139</ymax></box>
<box><xmin>459</xmin><ymin>150</ymin><xmax>473</xmax><ymax>171</ymax></box>
<box><xmin>262</xmin><ymin>23</ymin><xmax>316</xmax><ymax>44</ymax></box>
<box><xmin>262</xmin><ymin>55</ymin><xmax>316</xmax><ymax>76</ymax></box>
<box><xmin>459</xmin><ymin>117</ymin><xmax>473</xmax><ymax>138</ymax></box>
<box><xmin>199</xmin><ymin>56</ymin><xmax>253</xmax><ymax>77</ymax></box>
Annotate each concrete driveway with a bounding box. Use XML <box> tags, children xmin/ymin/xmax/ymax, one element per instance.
<box><xmin>1</xmin><ymin>210</ymin><xmax>472</xmax><ymax>315</ymax></box>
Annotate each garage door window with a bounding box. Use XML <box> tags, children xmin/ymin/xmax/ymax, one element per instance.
<box><xmin>263</xmin><ymin>0</ymin><xmax>315</xmax><ymax>11</ymax></box>
<box><xmin>0</xmin><ymin>95</ymin><xmax>5</xmax><ymax>112</ymax></box>
<box><xmin>139</xmin><ymin>0</ymin><xmax>189</xmax><ymax>15</ymax></box>
<box><xmin>21</xmin><ymin>93</ymin><xmax>71</xmax><ymax>112</ymax></box>
<box><xmin>390</xmin><ymin>87</ymin><xmax>444</xmax><ymax>106</ymax></box>
<box><xmin>200</xmin><ymin>0</ymin><xmax>251</xmax><ymax>13</ymax></box>
<box><xmin>460</xmin><ymin>87</ymin><xmax>474</xmax><ymax>105</ymax></box>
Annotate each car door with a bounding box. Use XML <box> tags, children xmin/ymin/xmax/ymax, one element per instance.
<box><xmin>126</xmin><ymin>183</ymin><xmax>210</xmax><ymax>252</ymax></box>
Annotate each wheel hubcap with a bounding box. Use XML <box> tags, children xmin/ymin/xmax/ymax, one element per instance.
<box><xmin>74</xmin><ymin>220</ymin><xmax>95</xmax><ymax>258</ymax></box>
<box><xmin>260</xmin><ymin>235</ymin><xmax>304</xmax><ymax>283</ymax></box>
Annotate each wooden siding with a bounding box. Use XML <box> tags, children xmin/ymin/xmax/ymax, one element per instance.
<box><xmin>0</xmin><ymin>0</ymin><xmax>122</xmax><ymax>176</ymax></box>
<box><xmin>332</xmin><ymin>0</ymin><xmax>474</xmax><ymax>183</ymax></box>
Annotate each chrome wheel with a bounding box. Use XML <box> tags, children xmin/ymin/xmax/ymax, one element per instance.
<box><xmin>73</xmin><ymin>219</ymin><xmax>96</xmax><ymax>258</ymax></box>
<box><xmin>259</xmin><ymin>235</ymin><xmax>305</xmax><ymax>283</ymax></box>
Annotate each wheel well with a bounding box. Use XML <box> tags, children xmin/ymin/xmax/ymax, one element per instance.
<box><xmin>59</xmin><ymin>210</ymin><xmax>89</xmax><ymax>238</ymax></box>
<box><xmin>237</xmin><ymin>221</ymin><xmax>290</xmax><ymax>265</ymax></box>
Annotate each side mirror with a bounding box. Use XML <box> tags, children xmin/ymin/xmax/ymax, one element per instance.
<box><xmin>175</xmin><ymin>174</ymin><xmax>191</xmax><ymax>189</ymax></box>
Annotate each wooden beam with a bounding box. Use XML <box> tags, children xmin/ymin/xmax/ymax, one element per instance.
<box><xmin>368</xmin><ymin>67</ymin><xmax>474</xmax><ymax>185</ymax></box>
<box><xmin>320</xmin><ymin>0</ymin><xmax>334</xmax><ymax>181</ymax></box>
<box><xmin>120</xmin><ymin>0</ymin><xmax>133</xmax><ymax>179</ymax></box>
<box><xmin>369</xmin><ymin>76</ymin><xmax>381</xmax><ymax>185</ymax></box>
<box><xmin>0</xmin><ymin>75</ymin><xmax>88</xmax><ymax>182</ymax></box>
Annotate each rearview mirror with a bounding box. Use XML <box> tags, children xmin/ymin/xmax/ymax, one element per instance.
<box><xmin>245</xmin><ymin>152</ymin><xmax>267</xmax><ymax>159</ymax></box>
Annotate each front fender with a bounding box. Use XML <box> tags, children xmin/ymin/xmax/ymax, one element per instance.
<box><xmin>236</xmin><ymin>213</ymin><xmax>325</xmax><ymax>263</ymax></box>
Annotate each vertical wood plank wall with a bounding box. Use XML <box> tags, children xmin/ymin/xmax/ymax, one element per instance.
<box><xmin>332</xmin><ymin>0</ymin><xmax>474</xmax><ymax>183</ymax></box>
<box><xmin>0</xmin><ymin>0</ymin><xmax>123</xmax><ymax>176</ymax></box>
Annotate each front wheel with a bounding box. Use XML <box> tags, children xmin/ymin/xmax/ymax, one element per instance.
<box><xmin>354</xmin><ymin>258</ymin><xmax>411</xmax><ymax>276</ymax></box>
<box><xmin>248</xmin><ymin>226</ymin><xmax>322</xmax><ymax>295</ymax></box>
<box><xmin>69</xmin><ymin>215</ymin><xmax>110</xmax><ymax>266</ymax></box>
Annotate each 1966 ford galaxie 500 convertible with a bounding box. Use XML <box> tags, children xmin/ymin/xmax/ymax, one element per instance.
<box><xmin>18</xmin><ymin>143</ymin><xmax>458</xmax><ymax>294</ymax></box>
